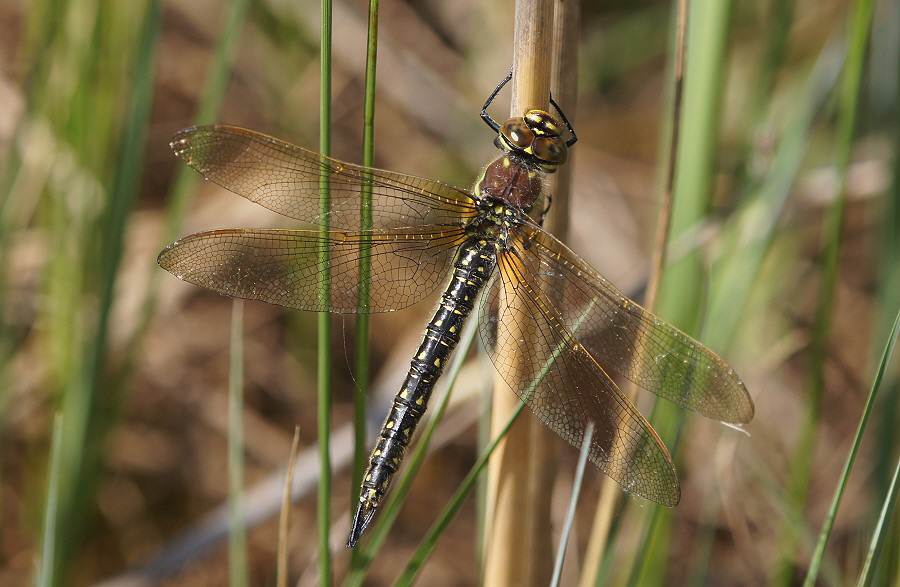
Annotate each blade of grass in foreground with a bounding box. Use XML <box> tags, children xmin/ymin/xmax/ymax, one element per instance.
<box><xmin>550</xmin><ymin>422</ymin><xmax>594</xmax><ymax>587</ymax></box>
<box><xmin>803</xmin><ymin>307</ymin><xmax>900</xmax><ymax>587</ymax></box>
<box><xmin>36</xmin><ymin>413</ymin><xmax>64</xmax><ymax>587</ymax></box>
<box><xmin>350</xmin><ymin>0</ymin><xmax>379</xmax><ymax>567</ymax></box>
<box><xmin>228</xmin><ymin>300</ymin><xmax>248</xmax><ymax>587</ymax></box>
<box><xmin>317</xmin><ymin>0</ymin><xmax>334</xmax><ymax>582</ymax></box>
<box><xmin>276</xmin><ymin>427</ymin><xmax>302</xmax><ymax>587</ymax></box>
<box><xmin>856</xmin><ymin>456</ymin><xmax>899</xmax><ymax>587</ymax></box>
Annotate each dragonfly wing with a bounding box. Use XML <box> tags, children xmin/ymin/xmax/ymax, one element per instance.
<box><xmin>517</xmin><ymin>227</ymin><xmax>753</xmax><ymax>424</ymax></box>
<box><xmin>479</xmin><ymin>248</ymin><xmax>680</xmax><ymax>506</ymax></box>
<box><xmin>158</xmin><ymin>226</ymin><xmax>467</xmax><ymax>313</ymax></box>
<box><xmin>171</xmin><ymin>125</ymin><xmax>477</xmax><ymax>230</ymax></box>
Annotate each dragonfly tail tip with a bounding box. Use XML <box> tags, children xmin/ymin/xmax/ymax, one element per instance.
<box><xmin>346</xmin><ymin>501</ymin><xmax>377</xmax><ymax>548</ymax></box>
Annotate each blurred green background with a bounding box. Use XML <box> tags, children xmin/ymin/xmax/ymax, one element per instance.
<box><xmin>0</xmin><ymin>0</ymin><xmax>897</xmax><ymax>585</ymax></box>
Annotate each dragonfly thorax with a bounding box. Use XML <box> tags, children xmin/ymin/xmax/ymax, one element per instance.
<box><xmin>475</xmin><ymin>151</ymin><xmax>549</xmax><ymax>217</ymax></box>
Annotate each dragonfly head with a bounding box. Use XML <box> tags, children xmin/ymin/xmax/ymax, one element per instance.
<box><xmin>495</xmin><ymin>109</ymin><xmax>568</xmax><ymax>172</ymax></box>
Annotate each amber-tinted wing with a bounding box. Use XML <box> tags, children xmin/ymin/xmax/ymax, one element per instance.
<box><xmin>171</xmin><ymin>125</ymin><xmax>477</xmax><ymax>230</ymax></box>
<box><xmin>480</xmin><ymin>248</ymin><xmax>680</xmax><ymax>506</ymax></box>
<box><xmin>158</xmin><ymin>226</ymin><xmax>467</xmax><ymax>313</ymax></box>
<box><xmin>509</xmin><ymin>224</ymin><xmax>754</xmax><ymax>424</ymax></box>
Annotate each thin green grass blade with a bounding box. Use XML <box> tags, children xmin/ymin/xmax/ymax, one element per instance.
<box><xmin>350</xmin><ymin>0</ymin><xmax>379</xmax><ymax>567</ymax></box>
<box><xmin>867</xmin><ymin>38</ymin><xmax>900</xmax><ymax>583</ymax></box>
<box><xmin>228</xmin><ymin>300</ymin><xmax>248</xmax><ymax>587</ymax></box>
<box><xmin>276</xmin><ymin>427</ymin><xmax>302</xmax><ymax>587</ymax></box>
<box><xmin>804</xmin><ymin>307</ymin><xmax>900</xmax><ymax>586</ymax></box>
<box><xmin>317</xmin><ymin>0</ymin><xmax>334</xmax><ymax>582</ymax></box>
<box><xmin>345</xmin><ymin>320</ymin><xmax>480</xmax><ymax>584</ymax></box>
<box><xmin>550</xmin><ymin>422</ymin><xmax>594</xmax><ymax>587</ymax></box>
<box><xmin>856</xmin><ymin>456</ymin><xmax>900</xmax><ymax>587</ymax></box>
<box><xmin>36</xmin><ymin>413</ymin><xmax>64</xmax><ymax>587</ymax></box>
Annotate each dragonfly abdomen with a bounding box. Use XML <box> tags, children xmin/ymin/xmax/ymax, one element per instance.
<box><xmin>347</xmin><ymin>236</ymin><xmax>497</xmax><ymax>546</ymax></box>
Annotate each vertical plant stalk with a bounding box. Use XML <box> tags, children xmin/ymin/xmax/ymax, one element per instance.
<box><xmin>350</xmin><ymin>0</ymin><xmax>378</xmax><ymax>560</ymax></box>
<box><xmin>317</xmin><ymin>0</ymin><xmax>334</xmax><ymax>582</ymax></box>
<box><xmin>777</xmin><ymin>0</ymin><xmax>874</xmax><ymax>582</ymax></box>
<box><xmin>276</xmin><ymin>427</ymin><xmax>302</xmax><ymax>587</ymax></box>
<box><xmin>227</xmin><ymin>300</ymin><xmax>248</xmax><ymax>587</ymax></box>
<box><xmin>550</xmin><ymin>423</ymin><xmax>594</xmax><ymax>587</ymax></box>
<box><xmin>36</xmin><ymin>413</ymin><xmax>64</xmax><ymax>587</ymax></box>
<box><xmin>483</xmin><ymin>1</ymin><xmax>559</xmax><ymax>585</ymax></box>
<box><xmin>804</xmin><ymin>307</ymin><xmax>899</xmax><ymax>586</ymax></box>
<box><xmin>856</xmin><ymin>456</ymin><xmax>900</xmax><ymax>587</ymax></box>
<box><xmin>579</xmin><ymin>1</ymin><xmax>689</xmax><ymax>583</ymax></box>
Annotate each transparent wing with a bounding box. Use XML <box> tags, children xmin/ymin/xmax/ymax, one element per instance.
<box><xmin>480</xmin><ymin>250</ymin><xmax>680</xmax><ymax>506</ymax></box>
<box><xmin>514</xmin><ymin>225</ymin><xmax>753</xmax><ymax>424</ymax></box>
<box><xmin>158</xmin><ymin>226</ymin><xmax>468</xmax><ymax>313</ymax></box>
<box><xmin>171</xmin><ymin>125</ymin><xmax>478</xmax><ymax>230</ymax></box>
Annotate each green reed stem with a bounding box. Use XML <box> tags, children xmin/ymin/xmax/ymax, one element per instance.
<box><xmin>227</xmin><ymin>301</ymin><xmax>248</xmax><ymax>587</ymax></box>
<box><xmin>804</xmin><ymin>306</ymin><xmax>898</xmax><ymax>586</ymax></box>
<box><xmin>856</xmin><ymin>456</ymin><xmax>900</xmax><ymax>587</ymax></box>
<box><xmin>36</xmin><ymin>413</ymin><xmax>64</xmax><ymax>587</ymax></box>
<box><xmin>351</xmin><ymin>0</ymin><xmax>379</xmax><ymax>566</ymax></box>
<box><xmin>317</xmin><ymin>0</ymin><xmax>334</xmax><ymax>582</ymax></box>
<box><xmin>550</xmin><ymin>422</ymin><xmax>594</xmax><ymax>587</ymax></box>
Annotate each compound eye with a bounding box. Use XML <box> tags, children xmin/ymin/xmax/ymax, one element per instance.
<box><xmin>532</xmin><ymin>136</ymin><xmax>567</xmax><ymax>165</ymax></box>
<box><xmin>500</xmin><ymin>118</ymin><xmax>534</xmax><ymax>151</ymax></box>
<box><xmin>524</xmin><ymin>110</ymin><xmax>562</xmax><ymax>137</ymax></box>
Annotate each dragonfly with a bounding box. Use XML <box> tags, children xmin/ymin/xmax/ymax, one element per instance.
<box><xmin>158</xmin><ymin>73</ymin><xmax>754</xmax><ymax>548</ymax></box>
